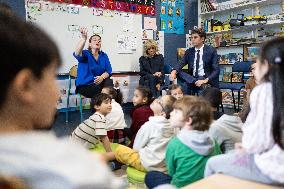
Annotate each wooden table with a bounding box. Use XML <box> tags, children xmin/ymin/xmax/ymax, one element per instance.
<box><xmin>182</xmin><ymin>174</ymin><xmax>283</xmax><ymax>189</ymax></box>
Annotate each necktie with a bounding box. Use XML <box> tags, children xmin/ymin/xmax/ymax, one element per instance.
<box><xmin>195</xmin><ymin>50</ymin><xmax>200</xmax><ymax>77</ymax></box>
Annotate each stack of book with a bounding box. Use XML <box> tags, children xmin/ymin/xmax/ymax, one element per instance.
<box><xmin>201</xmin><ymin>0</ymin><xmax>216</xmax><ymax>13</ymax></box>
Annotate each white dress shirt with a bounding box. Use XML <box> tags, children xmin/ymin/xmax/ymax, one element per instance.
<box><xmin>193</xmin><ymin>44</ymin><xmax>205</xmax><ymax>77</ymax></box>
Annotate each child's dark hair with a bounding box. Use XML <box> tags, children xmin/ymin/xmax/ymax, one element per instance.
<box><xmin>136</xmin><ymin>86</ymin><xmax>153</xmax><ymax>105</ymax></box>
<box><xmin>102</xmin><ymin>87</ymin><xmax>123</xmax><ymax>105</ymax></box>
<box><xmin>88</xmin><ymin>34</ymin><xmax>101</xmax><ymax>51</ymax></box>
<box><xmin>259</xmin><ymin>37</ymin><xmax>284</xmax><ymax>149</ymax></box>
<box><xmin>200</xmin><ymin>87</ymin><xmax>222</xmax><ymax>109</ymax></box>
<box><xmin>93</xmin><ymin>93</ymin><xmax>112</xmax><ymax>109</ymax></box>
<box><xmin>166</xmin><ymin>84</ymin><xmax>183</xmax><ymax>95</ymax></box>
<box><xmin>162</xmin><ymin>95</ymin><xmax>176</xmax><ymax>119</ymax></box>
<box><xmin>0</xmin><ymin>2</ymin><xmax>12</xmax><ymax>15</ymax></box>
<box><xmin>0</xmin><ymin>13</ymin><xmax>61</xmax><ymax>110</ymax></box>
<box><xmin>192</xmin><ymin>28</ymin><xmax>206</xmax><ymax>40</ymax></box>
<box><xmin>173</xmin><ymin>96</ymin><xmax>212</xmax><ymax>131</ymax></box>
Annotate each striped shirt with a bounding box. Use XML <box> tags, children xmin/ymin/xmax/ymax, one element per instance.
<box><xmin>71</xmin><ymin>112</ymin><xmax>107</xmax><ymax>149</ymax></box>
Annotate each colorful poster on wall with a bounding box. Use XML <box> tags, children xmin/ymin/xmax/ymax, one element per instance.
<box><xmin>47</xmin><ymin>0</ymin><xmax>156</xmax><ymax>15</ymax></box>
<box><xmin>160</xmin><ymin>0</ymin><xmax>184</xmax><ymax>34</ymax></box>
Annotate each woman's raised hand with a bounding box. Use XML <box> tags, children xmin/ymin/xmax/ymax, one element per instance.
<box><xmin>80</xmin><ymin>27</ymin><xmax>88</xmax><ymax>40</ymax></box>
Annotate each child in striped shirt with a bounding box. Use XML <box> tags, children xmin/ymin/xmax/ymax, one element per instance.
<box><xmin>71</xmin><ymin>93</ymin><xmax>112</xmax><ymax>152</ymax></box>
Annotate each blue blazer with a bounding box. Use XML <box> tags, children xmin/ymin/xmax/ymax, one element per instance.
<box><xmin>175</xmin><ymin>45</ymin><xmax>220</xmax><ymax>88</ymax></box>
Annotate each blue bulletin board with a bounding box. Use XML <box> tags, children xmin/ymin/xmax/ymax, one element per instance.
<box><xmin>160</xmin><ymin>0</ymin><xmax>184</xmax><ymax>34</ymax></box>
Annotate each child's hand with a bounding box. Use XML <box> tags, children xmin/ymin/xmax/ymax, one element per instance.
<box><xmin>100</xmin><ymin>135</ymin><xmax>112</xmax><ymax>152</ymax></box>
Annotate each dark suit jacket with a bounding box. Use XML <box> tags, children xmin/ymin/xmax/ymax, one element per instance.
<box><xmin>175</xmin><ymin>45</ymin><xmax>220</xmax><ymax>88</ymax></box>
<box><xmin>139</xmin><ymin>54</ymin><xmax>165</xmax><ymax>77</ymax></box>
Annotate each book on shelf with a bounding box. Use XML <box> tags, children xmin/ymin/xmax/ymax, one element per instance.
<box><xmin>231</xmin><ymin>72</ymin><xmax>243</xmax><ymax>82</ymax></box>
<box><xmin>222</xmin><ymin>72</ymin><xmax>231</xmax><ymax>82</ymax></box>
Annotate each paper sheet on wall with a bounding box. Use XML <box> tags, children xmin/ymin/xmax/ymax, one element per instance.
<box><xmin>142</xmin><ymin>29</ymin><xmax>154</xmax><ymax>40</ymax></box>
<box><xmin>157</xmin><ymin>31</ymin><xmax>164</xmax><ymax>56</ymax></box>
<box><xmin>117</xmin><ymin>34</ymin><xmax>137</xmax><ymax>54</ymax></box>
<box><xmin>144</xmin><ymin>17</ymin><xmax>157</xmax><ymax>30</ymax></box>
<box><xmin>92</xmin><ymin>25</ymin><xmax>104</xmax><ymax>35</ymax></box>
<box><xmin>186</xmin><ymin>34</ymin><xmax>193</xmax><ymax>48</ymax></box>
<box><xmin>122</xmin><ymin>14</ymin><xmax>134</xmax><ymax>32</ymax></box>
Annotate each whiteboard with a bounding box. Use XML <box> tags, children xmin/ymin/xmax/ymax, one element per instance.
<box><xmin>25</xmin><ymin>1</ymin><xmax>143</xmax><ymax>74</ymax></box>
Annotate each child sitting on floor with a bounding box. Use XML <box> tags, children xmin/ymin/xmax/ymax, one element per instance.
<box><xmin>166</xmin><ymin>84</ymin><xmax>184</xmax><ymax>100</ymax></box>
<box><xmin>71</xmin><ymin>93</ymin><xmax>113</xmax><ymax>152</ymax></box>
<box><xmin>126</xmin><ymin>86</ymin><xmax>154</xmax><ymax>147</ymax></box>
<box><xmin>0</xmin><ymin>12</ymin><xmax>123</xmax><ymax>188</ymax></box>
<box><xmin>145</xmin><ymin>96</ymin><xmax>221</xmax><ymax>188</ymax></box>
<box><xmin>205</xmin><ymin>37</ymin><xmax>284</xmax><ymax>186</ymax></box>
<box><xmin>105</xmin><ymin>95</ymin><xmax>176</xmax><ymax>173</ymax></box>
<box><xmin>101</xmin><ymin>87</ymin><xmax>127</xmax><ymax>144</ymax></box>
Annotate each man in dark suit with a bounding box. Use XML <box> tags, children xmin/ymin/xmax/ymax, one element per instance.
<box><xmin>170</xmin><ymin>28</ymin><xmax>220</xmax><ymax>94</ymax></box>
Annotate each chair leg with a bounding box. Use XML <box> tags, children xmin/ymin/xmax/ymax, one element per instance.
<box><xmin>237</xmin><ymin>90</ymin><xmax>241</xmax><ymax>112</ymax></box>
<box><xmin>66</xmin><ymin>77</ymin><xmax>71</xmax><ymax>123</ymax></box>
<box><xmin>231</xmin><ymin>90</ymin><xmax>236</xmax><ymax>112</ymax></box>
<box><xmin>221</xmin><ymin>103</ymin><xmax>224</xmax><ymax>113</ymax></box>
<box><xmin>66</xmin><ymin>98</ymin><xmax>69</xmax><ymax>123</ymax></box>
<box><xmin>80</xmin><ymin>95</ymin><xmax>83</xmax><ymax>123</ymax></box>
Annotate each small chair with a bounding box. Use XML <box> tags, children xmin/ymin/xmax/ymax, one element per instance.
<box><xmin>126</xmin><ymin>166</ymin><xmax>146</xmax><ymax>187</ymax></box>
<box><xmin>219</xmin><ymin>61</ymin><xmax>252</xmax><ymax>112</ymax></box>
<box><xmin>66</xmin><ymin>65</ymin><xmax>83</xmax><ymax>123</ymax></box>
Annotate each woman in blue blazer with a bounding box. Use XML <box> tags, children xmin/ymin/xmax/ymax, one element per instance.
<box><xmin>73</xmin><ymin>27</ymin><xmax>113</xmax><ymax>98</ymax></box>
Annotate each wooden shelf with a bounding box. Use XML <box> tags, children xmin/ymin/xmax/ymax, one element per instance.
<box><xmin>206</xmin><ymin>21</ymin><xmax>284</xmax><ymax>35</ymax></box>
<box><xmin>215</xmin><ymin>41</ymin><xmax>263</xmax><ymax>48</ymax></box>
<box><xmin>200</xmin><ymin>0</ymin><xmax>282</xmax><ymax>17</ymax></box>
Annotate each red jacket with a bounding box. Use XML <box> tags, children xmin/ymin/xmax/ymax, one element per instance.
<box><xmin>129</xmin><ymin>105</ymin><xmax>153</xmax><ymax>147</ymax></box>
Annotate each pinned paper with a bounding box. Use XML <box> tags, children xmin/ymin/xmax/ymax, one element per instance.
<box><xmin>157</xmin><ymin>31</ymin><xmax>164</xmax><ymax>55</ymax></box>
<box><xmin>144</xmin><ymin>17</ymin><xmax>157</xmax><ymax>30</ymax></box>
<box><xmin>122</xmin><ymin>15</ymin><xmax>134</xmax><ymax>32</ymax></box>
<box><xmin>117</xmin><ymin>35</ymin><xmax>137</xmax><ymax>54</ymax></box>
<box><xmin>93</xmin><ymin>8</ymin><xmax>103</xmax><ymax>16</ymax></box>
<box><xmin>92</xmin><ymin>25</ymin><xmax>104</xmax><ymax>35</ymax></box>
<box><xmin>142</xmin><ymin>29</ymin><xmax>154</xmax><ymax>40</ymax></box>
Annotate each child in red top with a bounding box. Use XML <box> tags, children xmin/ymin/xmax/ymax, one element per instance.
<box><xmin>128</xmin><ymin>86</ymin><xmax>154</xmax><ymax>147</ymax></box>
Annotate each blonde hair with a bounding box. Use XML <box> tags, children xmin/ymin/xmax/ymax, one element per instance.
<box><xmin>173</xmin><ymin>96</ymin><xmax>212</xmax><ymax>131</ymax></box>
<box><xmin>143</xmin><ymin>39</ymin><xmax>159</xmax><ymax>57</ymax></box>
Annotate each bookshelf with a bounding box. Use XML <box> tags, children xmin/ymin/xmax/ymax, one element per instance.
<box><xmin>197</xmin><ymin>0</ymin><xmax>284</xmax><ymax>109</ymax></box>
<box><xmin>198</xmin><ymin>0</ymin><xmax>284</xmax><ymax>63</ymax></box>
<box><xmin>206</xmin><ymin>21</ymin><xmax>284</xmax><ymax>35</ymax></box>
<box><xmin>200</xmin><ymin>0</ymin><xmax>282</xmax><ymax>17</ymax></box>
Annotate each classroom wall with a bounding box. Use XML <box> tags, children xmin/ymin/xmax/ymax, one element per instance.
<box><xmin>6</xmin><ymin>0</ymin><xmax>198</xmax><ymax>70</ymax></box>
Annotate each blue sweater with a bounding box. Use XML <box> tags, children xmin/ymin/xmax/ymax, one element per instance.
<box><xmin>73</xmin><ymin>50</ymin><xmax>112</xmax><ymax>87</ymax></box>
